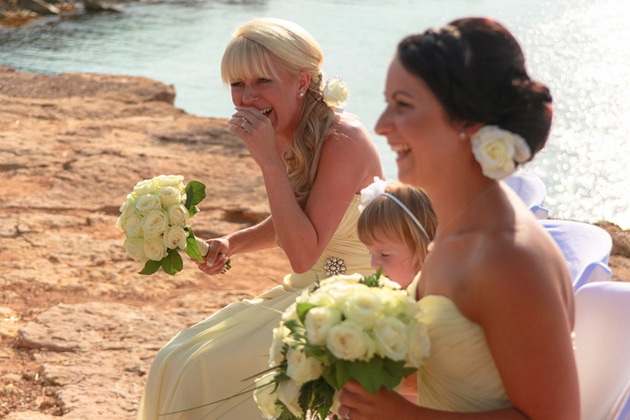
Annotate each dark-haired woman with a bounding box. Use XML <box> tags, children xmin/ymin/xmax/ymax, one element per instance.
<box><xmin>338</xmin><ymin>18</ymin><xmax>580</xmax><ymax>419</ymax></box>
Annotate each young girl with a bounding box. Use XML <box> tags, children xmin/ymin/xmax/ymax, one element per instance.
<box><xmin>357</xmin><ymin>178</ymin><xmax>437</xmax><ymax>403</ymax></box>
<box><xmin>357</xmin><ymin>177</ymin><xmax>437</xmax><ymax>290</ymax></box>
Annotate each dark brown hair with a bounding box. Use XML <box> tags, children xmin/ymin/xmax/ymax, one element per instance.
<box><xmin>397</xmin><ymin>17</ymin><xmax>552</xmax><ymax>157</ymax></box>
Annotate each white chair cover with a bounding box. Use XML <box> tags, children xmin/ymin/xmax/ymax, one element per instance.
<box><xmin>504</xmin><ymin>171</ymin><xmax>549</xmax><ymax>219</ymax></box>
<box><xmin>575</xmin><ymin>282</ymin><xmax>630</xmax><ymax>420</ymax></box>
<box><xmin>540</xmin><ymin>219</ymin><xmax>612</xmax><ymax>290</ymax></box>
<box><xmin>609</xmin><ymin>379</ymin><xmax>630</xmax><ymax>420</ymax></box>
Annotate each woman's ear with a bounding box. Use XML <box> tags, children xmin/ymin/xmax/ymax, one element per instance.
<box><xmin>297</xmin><ymin>71</ymin><xmax>311</xmax><ymax>96</ymax></box>
<box><xmin>457</xmin><ymin>122</ymin><xmax>485</xmax><ymax>141</ymax></box>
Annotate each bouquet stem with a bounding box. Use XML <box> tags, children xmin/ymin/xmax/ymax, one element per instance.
<box><xmin>195</xmin><ymin>236</ymin><xmax>210</xmax><ymax>257</ymax></box>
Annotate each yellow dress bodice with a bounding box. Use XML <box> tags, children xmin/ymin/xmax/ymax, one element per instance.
<box><xmin>417</xmin><ymin>295</ymin><xmax>511</xmax><ymax>412</ymax></box>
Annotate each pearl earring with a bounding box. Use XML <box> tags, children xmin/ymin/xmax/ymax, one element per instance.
<box><xmin>298</xmin><ymin>92</ymin><xmax>304</xmax><ymax>98</ymax></box>
<box><xmin>459</xmin><ymin>131</ymin><xmax>467</xmax><ymax>139</ymax></box>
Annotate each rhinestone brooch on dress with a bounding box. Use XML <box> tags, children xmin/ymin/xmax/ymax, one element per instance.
<box><xmin>324</xmin><ymin>257</ymin><xmax>346</xmax><ymax>277</ymax></box>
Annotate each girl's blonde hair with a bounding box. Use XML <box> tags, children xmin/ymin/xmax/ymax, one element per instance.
<box><xmin>221</xmin><ymin>18</ymin><xmax>336</xmax><ymax>208</ymax></box>
<box><xmin>357</xmin><ymin>182</ymin><xmax>437</xmax><ymax>267</ymax></box>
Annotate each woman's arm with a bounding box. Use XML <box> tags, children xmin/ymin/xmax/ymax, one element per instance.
<box><xmin>196</xmin><ymin>216</ymin><xmax>277</xmax><ymax>275</ymax></box>
<box><xmin>262</xmin><ymin>124</ymin><xmax>379</xmax><ymax>273</ymax></box>
<box><xmin>233</xmin><ymin>109</ymin><xmax>381</xmax><ymax>273</ymax></box>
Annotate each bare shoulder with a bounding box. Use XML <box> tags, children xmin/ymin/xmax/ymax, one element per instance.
<box><xmin>452</xmin><ymin>219</ymin><xmax>574</xmax><ymax>323</ymax></box>
<box><xmin>316</xmin><ymin>111</ymin><xmax>382</xmax><ymax>191</ymax></box>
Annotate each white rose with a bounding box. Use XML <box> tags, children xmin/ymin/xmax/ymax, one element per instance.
<box><xmin>344</xmin><ymin>290</ymin><xmax>382</xmax><ymax>329</ymax></box>
<box><xmin>253</xmin><ymin>372</ymin><xmax>281</xmax><ymax>419</ymax></box>
<box><xmin>163</xmin><ymin>225</ymin><xmax>188</xmax><ymax>250</ymax></box>
<box><xmin>157</xmin><ymin>174</ymin><xmax>185</xmax><ymax>187</ymax></box>
<box><xmin>406</xmin><ymin>321</ymin><xmax>431</xmax><ymax>368</ymax></box>
<box><xmin>378</xmin><ymin>276</ymin><xmax>403</xmax><ymax>290</ymax></box>
<box><xmin>378</xmin><ymin>288</ymin><xmax>414</xmax><ymax>318</ymax></box>
<box><xmin>124</xmin><ymin>214</ymin><xmax>143</xmax><ymax>238</ymax></box>
<box><xmin>167</xmin><ymin>203</ymin><xmax>190</xmax><ymax>228</ymax></box>
<box><xmin>326</xmin><ymin>320</ymin><xmax>374</xmax><ymax>361</ymax></box>
<box><xmin>119</xmin><ymin>193</ymin><xmax>137</xmax><ymax>214</ymax></box>
<box><xmin>286</xmin><ymin>348</ymin><xmax>325</xmax><ymax>384</ymax></box>
<box><xmin>323</xmin><ymin>76</ymin><xmax>349</xmax><ymax>107</ymax></box>
<box><xmin>123</xmin><ymin>237</ymin><xmax>147</xmax><ymax>263</ymax></box>
<box><xmin>133</xmin><ymin>178</ymin><xmax>159</xmax><ymax>196</ymax></box>
<box><xmin>471</xmin><ymin>125</ymin><xmax>531</xmax><ymax>180</ymax></box>
<box><xmin>281</xmin><ymin>302</ymin><xmax>299</xmax><ymax>322</ymax></box>
<box><xmin>143</xmin><ymin>236</ymin><xmax>168</xmax><ymax>261</ymax></box>
<box><xmin>276</xmin><ymin>379</ymin><xmax>302</xmax><ymax>417</ymax></box>
<box><xmin>135</xmin><ymin>194</ymin><xmax>162</xmax><ymax>214</ymax></box>
<box><xmin>304</xmin><ymin>306</ymin><xmax>341</xmax><ymax>345</ymax></box>
<box><xmin>159</xmin><ymin>186</ymin><xmax>183</xmax><ymax>207</ymax></box>
<box><xmin>268</xmin><ymin>325</ymin><xmax>288</xmax><ymax>367</ymax></box>
<box><xmin>373</xmin><ymin>316</ymin><xmax>408</xmax><ymax>361</ymax></box>
<box><xmin>142</xmin><ymin>210</ymin><xmax>168</xmax><ymax>238</ymax></box>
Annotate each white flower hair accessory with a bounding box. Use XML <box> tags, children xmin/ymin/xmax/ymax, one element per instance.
<box><xmin>471</xmin><ymin>125</ymin><xmax>532</xmax><ymax>180</ymax></box>
<box><xmin>358</xmin><ymin>176</ymin><xmax>391</xmax><ymax>212</ymax></box>
<box><xmin>359</xmin><ymin>176</ymin><xmax>430</xmax><ymax>240</ymax></box>
<box><xmin>322</xmin><ymin>76</ymin><xmax>349</xmax><ymax>107</ymax></box>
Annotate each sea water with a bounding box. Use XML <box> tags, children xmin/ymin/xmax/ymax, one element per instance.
<box><xmin>1</xmin><ymin>0</ymin><xmax>628</xmax><ymax>228</ymax></box>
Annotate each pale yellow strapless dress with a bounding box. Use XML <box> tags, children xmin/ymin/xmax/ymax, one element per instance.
<box><xmin>417</xmin><ymin>295</ymin><xmax>511</xmax><ymax>411</ymax></box>
<box><xmin>136</xmin><ymin>195</ymin><xmax>374</xmax><ymax>420</ymax></box>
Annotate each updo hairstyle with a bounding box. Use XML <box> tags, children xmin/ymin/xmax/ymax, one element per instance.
<box><xmin>397</xmin><ymin>17</ymin><xmax>552</xmax><ymax>157</ymax></box>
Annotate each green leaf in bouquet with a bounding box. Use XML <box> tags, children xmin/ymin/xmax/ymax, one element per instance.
<box><xmin>162</xmin><ymin>248</ymin><xmax>184</xmax><ymax>275</ymax></box>
<box><xmin>276</xmin><ymin>406</ymin><xmax>299</xmax><ymax>420</ymax></box>
<box><xmin>296</xmin><ymin>302</ymin><xmax>317</xmax><ymax>324</ymax></box>
<box><xmin>382</xmin><ymin>358</ymin><xmax>417</xmax><ymax>390</ymax></box>
<box><xmin>360</xmin><ymin>267</ymin><xmax>383</xmax><ymax>288</ymax></box>
<box><xmin>139</xmin><ymin>259</ymin><xmax>162</xmax><ymax>275</ymax></box>
<box><xmin>184</xmin><ymin>181</ymin><xmax>206</xmax><ymax>217</ymax></box>
<box><xmin>346</xmin><ymin>357</ymin><xmax>385</xmax><ymax>394</ymax></box>
<box><xmin>283</xmin><ymin>319</ymin><xmax>307</xmax><ymax>341</ymax></box>
<box><xmin>322</xmin><ymin>359</ymin><xmax>350</xmax><ymax>390</ymax></box>
<box><xmin>184</xmin><ymin>227</ymin><xmax>204</xmax><ymax>263</ymax></box>
<box><xmin>298</xmin><ymin>377</ymin><xmax>335</xmax><ymax>420</ymax></box>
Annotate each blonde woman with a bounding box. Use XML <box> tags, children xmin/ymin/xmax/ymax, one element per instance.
<box><xmin>136</xmin><ymin>18</ymin><xmax>383</xmax><ymax>420</ymax></box>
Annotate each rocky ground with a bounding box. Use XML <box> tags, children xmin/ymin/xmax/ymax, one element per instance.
<box><xmin>0</xmin><ymin>67</ymin><xmax>628</xmax><ymax>419</ymax></box>
<box><xmin>0</xmin><ymin>67</ymin><xmax>292</xmax><ymax>419</ymax></box>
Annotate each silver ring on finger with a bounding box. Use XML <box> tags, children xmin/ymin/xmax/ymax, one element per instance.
<box><xmin>241</xmin><ymin>118</ymin><xmax>248</xmax><ymax>129</ymax></box>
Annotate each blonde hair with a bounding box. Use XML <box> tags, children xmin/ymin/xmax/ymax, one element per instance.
<box><xmin>357</xmin><ymin>182</ymin><xmax>437</xmax><ymax>268</ymax></box>
<box><xmin>221</xmin><ymin>18</ymin><xmax>336</xmax><ymax>207</ymax></box>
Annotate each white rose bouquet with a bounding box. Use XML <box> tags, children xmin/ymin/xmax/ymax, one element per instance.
<box><xmin>116</xmin><ymin>175</ymin><xmax>227</xmax><ymax>275</ymax></box>
<box><xmin>254</xmin><ymin>271</ymin><xmax>430</xmax><ymax>419</ymax></box>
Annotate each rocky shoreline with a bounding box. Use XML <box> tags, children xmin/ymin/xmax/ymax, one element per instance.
<box><xmin>0</xmin><ymin>0</ymin><xmax>123</xmax><ymax>28</ymax></box>
<box><xmin>0</xmin><ymin>67</ymin><xmax>628</xmax><ymax>419</ymax></box>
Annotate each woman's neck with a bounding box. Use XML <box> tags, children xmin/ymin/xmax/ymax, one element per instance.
<box><xmin>428</xmin><ymin>176</ymin><xmax>499</xmax><ymax>241</ymax></box>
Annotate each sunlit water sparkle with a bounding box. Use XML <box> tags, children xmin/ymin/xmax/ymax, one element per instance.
<box><xmin>1</xmin><ymin>0</ymin><xmax>628</xmax><ymax>228</ymax></box>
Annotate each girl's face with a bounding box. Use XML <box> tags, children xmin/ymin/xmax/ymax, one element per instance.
<box><xmin>375</xmin><ymin>55</ymin><xmax>459</xmax><ymax>187</ymax></box>
<box><xmin>366</xmin><ymin>237</ymin><xmax>421</xmax><ymax>289</ymax></box>
<box><xmin>229</xmin><ymin>56</ymin><xmax>306</xmax><ymax>141</ymax></box>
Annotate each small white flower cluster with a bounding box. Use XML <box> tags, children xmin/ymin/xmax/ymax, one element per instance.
<box><xmin>254</xmin><ymin>273</ymin><xmax>431</xmax><ymax>419</ymax></box>
<box><xmin>322</xmin><ymin>75</ymin><xmax>350</xmax><ymax>108</ymax></box>
<box><xmin>358</xmin><ymin>176</ymin><xmax>391</xmax><ymax>212</ymax></box>
<box><xmin>471</xmin><ymin>125</ymin><xmax>532</xmax><ymax>180</ymax></box>
<box><xmin>116</xmin><ymin>175</ymin><xmax>190</xmax><ymax>264</ymax></box>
